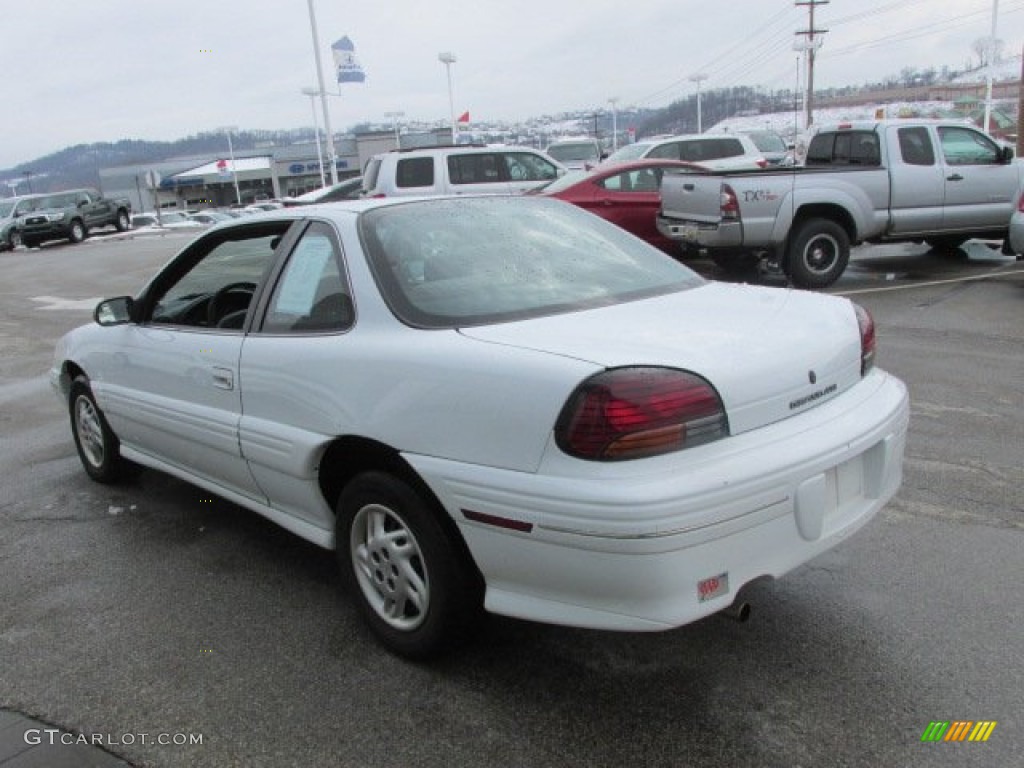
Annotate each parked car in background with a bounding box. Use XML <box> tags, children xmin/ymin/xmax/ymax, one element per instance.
<box><xmin>531</xmin><ymin>159</ymin><xmax>705</xmax><ymax>254</ymax></box>
<box><xmin>282</xmin><ymin>176</ymin><xmax>363</xmax><ymax>207</ymax></box>
<box><xmin>188</xmin><ymin>211</ymin><xmax>234</xmax><ymax>226</ymax></box>
<box><xmin>131</xmin><ymin>211</ymin><xmax>203</xmax><ymax>230</ymax></box>
<box><xmin>51</xmin><ymin>195</ymin><xmax>907</xmax><ymax>658</ymax></box>
<box><xmin>732</xmin><ymin>130</ymin><xmax>794</xmax><ymax>166</ymax></box>
<box><xmin>657</xmin><ymin>120</ymin><xmax>1024</xmax><ymax>287</ymax></box>
<box><xmin>17</xmin><ymin>188</ymin><xmax>132</xmax><ymax>247</ymax></box>
<box><xmin>544</xmin><ymin>138</ymin><xmax>604</xmax><ymax>170</ymax></box>
<box><xmin>361</xmin><ymin>145</ymin><xmax>565</xmax><ymax>197</ymax></box>
<box><xmin>0</xmin><ymin>193</ymin><xmax>43</xmax><ymax>251</ymax></box>
<box><xmin>604</xmin><ymin>133</ymin><xmax>767</xmax><ymax>170</ymax></box>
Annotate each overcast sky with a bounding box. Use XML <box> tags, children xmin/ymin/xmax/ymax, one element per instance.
<box><xmin>2</xmin><ymin>0</ymin><xmax>1022</xmax><ymax>170</ymax></box>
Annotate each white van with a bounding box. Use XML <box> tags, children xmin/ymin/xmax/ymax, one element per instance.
<box><xmin>361</xmin><ymin>145</ymin><xmax>566</xmax><ymax>197</ymax></box>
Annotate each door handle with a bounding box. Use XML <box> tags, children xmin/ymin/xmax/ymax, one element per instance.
<box><xmin>211</xmin><ymin>366</ymin><xmax>234</xmax><ymax>390</ymax></box>
<box><xmin>946</xmin><ymin>173</ymin><xmax>964</xmax><ymax>182</ymax></box>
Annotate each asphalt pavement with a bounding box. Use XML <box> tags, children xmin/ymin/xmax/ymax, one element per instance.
<box><xmin>1</xmin><ymin>232</ymin><xmax>1021</xmax><ymax>767</ymax></box>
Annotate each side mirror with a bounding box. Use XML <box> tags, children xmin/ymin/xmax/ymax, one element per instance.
<box><xmin>1001</xmin><ymin>146</ymin><xmax>1014</xmax><ymax>164</ymax></box>
<box><xmin>94</xmin><ymin>297</ymin><xmax>134</xmax><ymax>326</ymax></box>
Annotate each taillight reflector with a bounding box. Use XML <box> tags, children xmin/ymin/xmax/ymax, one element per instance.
<box><xmin>854</xmin><ymin>303</ymin><xmax>875</xmax><ymax>375</ymax></box>
<box><xmin>555</xmin><ymin>367</ymin><xmax>728</xmax><ymax>461</ymax></box>
<box><xmin>720</xmin><ymin>184</ymin><xmax>740</xmax><ymax>220</ymax></box>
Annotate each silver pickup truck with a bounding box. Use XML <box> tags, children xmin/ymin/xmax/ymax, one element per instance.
<box><xmin>656</xmin><ymin>119</ymin><xmax>1023</xmax><ymax>288</ymax></box>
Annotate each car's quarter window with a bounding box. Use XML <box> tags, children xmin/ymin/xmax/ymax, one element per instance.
<box><xmin>897</xmin><ymin>127</ymin><xmax>935</xmax><ymax>166</ymax></box>
<box><xmin>395</xmin><ymin>157</ymin><xmax>434</xmax><ymax>188</ymax></box>
<box><xmin>937</xmin><ymin>126</ymin><xmax>1001</xmax><ymax>166</ymax></box>
<box><xmin>359</xmin><ymin>197</ymin><xmax>703</xmax><ymax>328</ymax></box>
<box><xmin>502</xmin><ymin>152</ymin><xmax>559</xmax><ymax>182</ymax></box>
<box><xmin>260</xmin><ymin>222</ymin><xmax>353</xmax><ymax>333</ymax></box>
<box><xmin>147</xmin><ymin>221</ymin><xmax>292</xmax><ymax>329</ymax></box>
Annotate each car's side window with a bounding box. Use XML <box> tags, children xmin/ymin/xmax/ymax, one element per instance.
<box><xmin>148</xmin><ymin>224</ymin><xmax>289</xmax><ymax>330</ymax></box>
<box><xmin>598</xmin><ymin>168</ymin><xmax>662</xmax><ymax>193</ymax></box>
<box><xmin>646</xmin><ymin>142</ymin><xmax>680</xmax><ymax>161</ymax></box>
<box><xmin>503</xmin><ymin>152</ymin><xmax>558</xmax><ymax>181</ymax></box>
<box><xmin>396</xmin><ymin>157</ymin><xmax>435</xmax><ymax>188</ymax></box>
<box><xmin>938</xmin><ymin>126</ymin><xmax>1000</xmax><ymax>166</ymax></box>
<box><xmin>261</xmin><ymin>222</ymin><xmax>353</xmax><ymax>334</ymax></box>
<box><xmin>448</xmin><ymin>153</ymin><xmax>501</xmax><ymax>184</ymax></box>
<box><xmin>897</xmin><ymin>127</ymin><xmax>935</xmax><ymax>166</ymax></box>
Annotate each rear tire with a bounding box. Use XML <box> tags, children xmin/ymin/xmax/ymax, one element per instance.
<box><xmin>786</xmin><ymin>218</ymin><xmax>850</xmax><ymax>289</ymax></box>
<box><xmin>8</xmin><ymin>230</ymin><xmax>22</xmax><ymax>249</ymax></box>
<box><xmin>69</xmin><ymin>376</ymin><xmax>136</xmax><ymax>483</ymax></box>
<box><xmin>336</xmin><ymin>471</ymin><xmax>481</xmax><ymax>659</ymax></box>
<box><xmin>115</xmin><ymin>210</ymin><xmax>130</xmax><ymax>232</ymax></box>
<box><xmin>69</xmin><ymin>219</ymin><xmax>86</xmax><ymax>244</ymax></box>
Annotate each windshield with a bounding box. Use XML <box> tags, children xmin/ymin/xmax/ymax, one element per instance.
<box><xmin>359</xmin><ymin>197</ymin><xmax>703</xmax><ymax>329</ymax></box>
<box><xmin>546</xmin><ymin>142</ymin><xmax>600</xmax><ymax>162</ymax></box>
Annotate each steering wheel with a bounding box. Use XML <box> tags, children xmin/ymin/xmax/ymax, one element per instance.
<box><xmin>207</xmin><ymin>281</ymin><xmax>257</xmax><ymax>327</ymax></box>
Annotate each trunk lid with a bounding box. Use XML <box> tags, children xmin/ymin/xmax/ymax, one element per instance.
<box><xmin>459</xmin><ymin>283</ymin><xmax>862</xmax><ymax>436</ymax></box>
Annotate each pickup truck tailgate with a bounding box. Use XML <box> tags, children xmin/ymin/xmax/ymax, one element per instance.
<box><xmin>659</xmin><ymin>170</ymin><xmax>725</xmax><ymax>223</ymax></box>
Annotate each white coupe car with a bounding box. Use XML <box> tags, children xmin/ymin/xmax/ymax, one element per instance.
<box><xmin>51</xmin><ymin>196</ymin><xmax>909</xmax><ymax>658</ymax></box>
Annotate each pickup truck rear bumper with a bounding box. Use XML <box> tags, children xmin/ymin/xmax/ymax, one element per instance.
<box><xmin>656</xmin><ymin>215</ymin><xmax>743</xmax><ymax>249</ymax></box>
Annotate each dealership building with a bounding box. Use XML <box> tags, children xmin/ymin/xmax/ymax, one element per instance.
<box><xmin>98</xmin><ymin>129</ymin><xmax>450</xmax><ymax>211</ymax></box>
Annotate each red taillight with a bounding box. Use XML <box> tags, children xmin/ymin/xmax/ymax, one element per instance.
<box><xmin>756</xmin><ymin>158</ymin><xmax>768</xmax><ymax>168</ymax></box>
<box><xmin>369</xmin><ymin>193</ymin><xmax>387</xmax><ymax>199</ymax></box>
<box><xmin>720</xmin><ymin>184</ymin><xmax>740</xmax><ymax>220</ymax></box>
<box><xmin>854</xmin><ymin>303</ymin><xmax>875</xmax><ymax>375</ymax></box>
<box><xmin>1017</xmin><ymin>189</ymin><xmax>1024</xmax><ymax>213</ymax></box>
<box><xmin>555</xmin><ymin>368</ymin><xmax>728</xmax><ymax>461</ymax></box>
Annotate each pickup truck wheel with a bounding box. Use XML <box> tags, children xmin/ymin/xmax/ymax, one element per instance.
<box><xmin>787</xmin><ymin>219</ymin><xmax>849</xmax><ymax>289</ymax></box>
<box><xmin>925</xmin><ymin>236</ymin><xmax>968</xmax><ymax>254</ymax></box>
<box><xmin>8</xmin><ymin>230</ymin><xmax>21</xmax><ymax>249</ymax></box>
<box><xmin>114</xmin><ymin>210</ymin><xmax>130</xmax><ymax>232</ymax></box>
<box><xmin>69</xmin><ymin>219</ymin><xmax>87</xmax><ymax>244</ymax></box>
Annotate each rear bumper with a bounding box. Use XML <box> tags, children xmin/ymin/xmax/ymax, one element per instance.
<box><xmin>408</xmin><ymin>368</ymin><xmax>909</xmax><ymax>631</ymax></box>
<box><xmin>656</xmin><ymin>214</ymin><xmax>743</xmax><ymax>249</ymax></box>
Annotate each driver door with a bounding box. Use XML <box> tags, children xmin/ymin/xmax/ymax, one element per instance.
<box><xmin>99</xmin><ymin>221</ymin><xmax>294</xmax><ymax>500</ymax></box>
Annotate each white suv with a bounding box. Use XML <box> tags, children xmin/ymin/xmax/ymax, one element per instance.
<box><xmin>361</xmin><ymin>145</ymin><xmax>566</xmax><ymax>197</ymax></box>
<box><xmin>603</xmin><ymin>133</ymin><xmax>766</xmax><ymax>170</ymax></box>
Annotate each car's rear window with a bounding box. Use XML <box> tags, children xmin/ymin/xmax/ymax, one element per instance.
<box><xmin>359</xmin><ymin>197</ymin><xmax>703</xmax><ymax>328</ymax></box>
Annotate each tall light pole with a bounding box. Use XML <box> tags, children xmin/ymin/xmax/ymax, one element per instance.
<box><xmin>438</xmin><ymin>51</ymin><xmax>457</xmax><ymax>144</ymax></box>
<box><xmin>384</xmin><ymin>111</ymin><xmax>405</xmax><ymax>149</ymax></box>
<box><xmin>217</xmin><ymin>125</ymin><xmax>242</xmax><ymax>205</ymax></box>
<box><xmin>689</xmin><ymin>74</ymin><xmax>708</xmax><ymax>133</ymax></box>
<box><xmin>306</xmin><ymin>0</ymin><xmax>339</xmax><ymax>184</ymax></box>
<box><xmin>608</xmin><ymin>97</ymin><xmax>619</xmax><ymax>151</ymax></box>
<box><xmin>301</xmin><ymin>88</ymin><xmax>327</xmax><ymax>188</ymax></box>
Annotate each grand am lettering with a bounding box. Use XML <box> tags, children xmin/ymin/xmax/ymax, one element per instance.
<box><xmin>789</xmin><ymin>383</ymin><xmax>838</xmax><ymax>410</ymax></box>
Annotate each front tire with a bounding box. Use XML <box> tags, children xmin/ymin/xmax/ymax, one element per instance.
<box><xmin>8</xmin><ymin>230</ymin><xmax>22</xmax><ymax>249</ymax></box>
<box><xmin>69</xmin><ymin>376</ymin><xmax>134</xmax><ymax>483</ymax></box>
<box><xmin>336</xmin><ymin>471</ymin><xmax>481</xmax><ymax>659</ymax></box>
<box><xmin>69</xmin><ymin>219</ymin><xmax>87</xmax><ymax>244</ymax></box>
<box><xmin>787</xmin><ymin>218</ymin><xmax>850</xmax><ymax>289</ymax></box>
<box><xmin>115</xmin><ymin>210</ymin><xmax>130</xmax><ymax>232</ymax></box>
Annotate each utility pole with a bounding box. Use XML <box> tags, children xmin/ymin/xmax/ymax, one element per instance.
<box><xmin>795</xmin><ymin>0</ymin><xmax>828</xmax><ymax>128</ymax></box>
<box><xmin>689</xmin><ymin>74</ymin><xmax>708</xmax><ymax>133</ymax></box>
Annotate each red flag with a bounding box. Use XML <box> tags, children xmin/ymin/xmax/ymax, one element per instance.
<box><xmin>457</xmin><ymin>111</ymin><xmax>470</xmax><ymax>123</ymax></box>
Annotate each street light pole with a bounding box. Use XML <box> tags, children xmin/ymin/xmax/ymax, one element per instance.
<box><xmin>306</xmin><ymin>0</ymin><xmax>339</xmax><ymax>184</ymax></box>
<box><xmin>609</xmin><ymin>97</ymin><xmax>619</xmax><ymax>151</ymax></box>
<box><xmin>689</xmin><ymin>74</ymin><xmax>708</xmax><ymax>133</ymax></box>
<box><xmin>384</xmin><ymin>111</ymin><xmax>405</xmax><ymax>149</ymax></box>
<box><xmin>438</xmin><ymin>52</ymin><xmax>457</xmax><ymax>144</ymax></box>
<box><xmin>217</xmin><ymin>125</ymin><xmax>242</xmax><ymax>205</ymax></box>
<box><xmin>302</xmin><ymin>87</ymin><xmax>327</xmax><ymax>188</ymax></box>
<box><xmin>984</xmin><ymin>0</ymin><xmax>1000</xmax><ymax>133</ymax></box>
